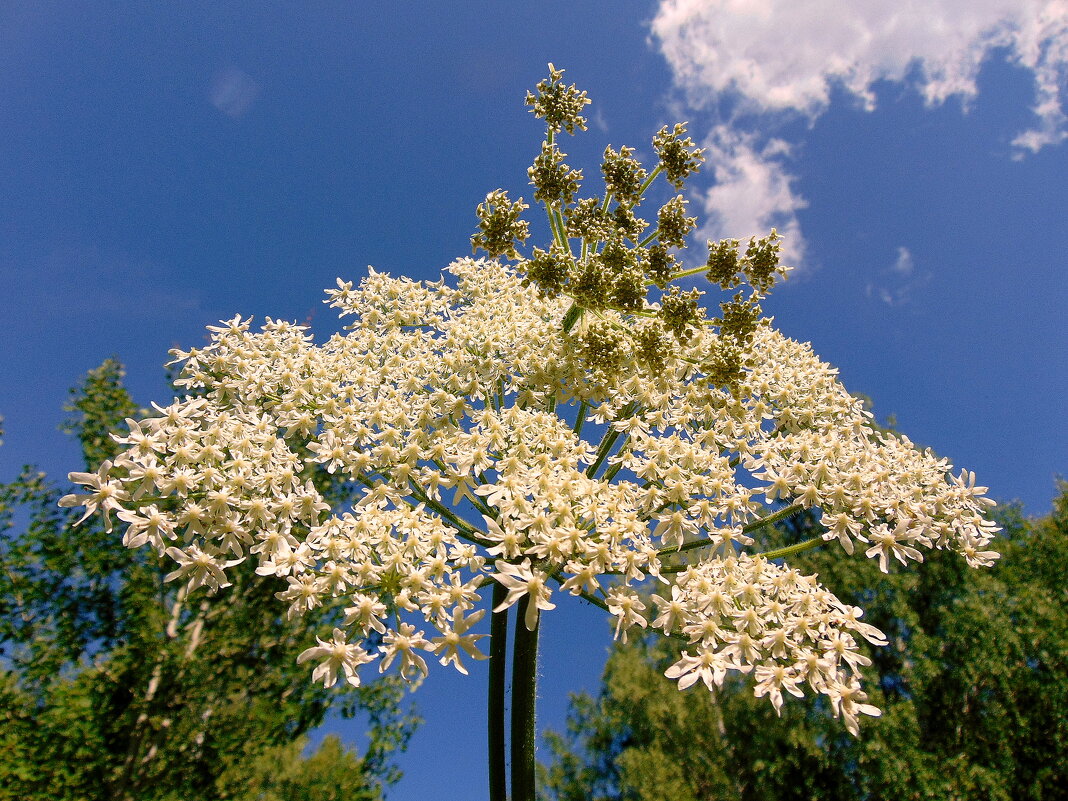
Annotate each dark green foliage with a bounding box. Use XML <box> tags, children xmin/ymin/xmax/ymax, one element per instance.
<box><xmin>542</xmin><ymin>489</ymin><xmax>1068</xmax><ymax>801</ymax></box>
<box><xmin>0</xmin><ymin>361</ymin><xmax>419</xmax><ymax>801</ymax></box>
<box><xmin>225</xmin><ymin>735</ymin><xmax>379</xmax><ymax>801</ymax></box>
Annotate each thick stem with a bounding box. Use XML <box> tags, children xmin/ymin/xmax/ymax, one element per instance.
<box><xmin>572</xmin><ymin>399</ymin><xmax>589</xmax><ymax>438</ymax></box>
<box><xmin>510</xmin><ymin>597</ymin><xmax>540</xmax><ymax>801</ymax></box>
<box><xmin>488</xmin><ymin>583</ymin><xmax>509</xmax><ymax>801</ymax></box>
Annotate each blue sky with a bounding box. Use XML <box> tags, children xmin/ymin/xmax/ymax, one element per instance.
<box><xmin>1</xmin><ymin>2</ymin><xmax>1066</xmax><ymax>798</ymax></box>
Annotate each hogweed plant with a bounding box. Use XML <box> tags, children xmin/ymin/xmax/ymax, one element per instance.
<box><xmin>63</xmin><ymin>66</ymin><xmax>999</xmax><ymax>801</ymax></box>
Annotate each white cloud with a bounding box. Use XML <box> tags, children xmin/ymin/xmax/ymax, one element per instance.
<box><xmin>866</xmin><ymin>246</ymin><xmax>929</xmax><ymax>306</ymax></box>
<box><xmin>210</xmin><ymin>68</ymin><xmax>259</xmax><ymax>119</ymax></box>
<box><xmin>591</xmin><ymin>105</ymin><xmax>610</xmax><ymax>134</ymax></box>
<box><xmin>891</xmin><ymin>246</ymin><xmax>914</xmax><ymax>276</ymax></box>
<box><xmin>697</xmin><ymin>126</ymin><xmax>807</xmax><ymax>267</ymax></box>
<box><xmin>650</xmin><ymin>1</ymin><xmax>1068</xmax><ymax>268</ymax></box>
<box><xmin>651</xmin><ymin>1</ymin><xmax>1068</xmax><ymax>150</ymax></box>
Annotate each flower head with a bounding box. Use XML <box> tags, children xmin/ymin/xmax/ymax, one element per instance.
<box><xmin>60</xmin><ymin>69</ymin><xmax>999</xmax><ymax>735</ymax></box>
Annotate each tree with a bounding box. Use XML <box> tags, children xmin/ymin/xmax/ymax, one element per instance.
<box><xmin>0</xmin><ymin>360</ymin><xmax>419</xmax><ymax>800</ymax></box>
<box><xmin>541</xmin><ymin>487</ymin><xmax>1068</xmax><ymax>801</ymax></box>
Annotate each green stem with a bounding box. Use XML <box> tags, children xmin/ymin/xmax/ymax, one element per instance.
<box><xmin>572</xmin><ymin>399</ymin><xmax>589</xmax><ymax>438</ymax></box>
<box><xmin>511</xmin><ymin>597</ymin><xmax>540</xmax><ymax>801</ymax></box>
<box><xmin>586</xmin><ymin>403</ymin><xmax>637</xmax><ymax>479</ymax></box>
<box><xmin>638</xmin><ymin>228</ymin><xmax>659</xmax><ymax>248</ymax></box>
<box><xmin>655</xmin><ymin>503</ymin><xmax>806</xmax><ymax>557</ymax></box>
<box><xmin>553</xmin><ymin>206</ymin><xmax>571</xmax><ymax>254</ymax></box>
<box><xmin>551</xmin><ymin>575</ymin><xmax>609</xmax><ymax>613</ymax></box>
<box><xmin>586</xmin><ymin>193</ymin><xmax>614</xmax><ymax>257</ymax></box>
<box><xmin>755</xmin><ymin>535</ymin><xmax>827</xmax><ymax>561</ymax></box>
<box><xmin>488</xmin><ymin>583</ymin><xmax>509</xmax><ymax>801</ymax></box>
<box><xmin>741</xmin><ymin>503</ymin><xmax>806</xmax><ymax>535</ymax></box>
<box><xmin>561</xmin><ymin>303</ymin><xmax>584</xmax><ymax>333</ymax></box>
<box><xmin>586</xmin><ymin>429</ymin><xmax>622</xmax><ymax>479</ymax></box>
<box><xmin>548</xmin><ymin>204</ymin><xmax>568</xmax><ymax>250</ymax></box>
<box><xmin>411</xmin><ymin>485</ymin><xmax>493</xmax><ymax>546</ymax></box>
<box><xmin>637</xmin><ymin>164</ymin><xmax>662</xmax><ymax>198</ymax></box>
<box><xmin>666</xmin><ymin>264</ymin><xmax>707</xmax><ymax>283</ymax></box>
<box><xmin>351</xmin><ymin>470</ymin><xmax>492</xmax><ymax>547</ymax></box>
<box><xmin>601</xmin><ymin>440</ymin><xmax>631</xmax><ymax>483</ymax></box>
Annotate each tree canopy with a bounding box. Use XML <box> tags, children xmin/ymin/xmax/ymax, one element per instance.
<box><xmin>0</xmin><ymin>360</ymin><xmax>418</xmax><ymax>800</ymax></box>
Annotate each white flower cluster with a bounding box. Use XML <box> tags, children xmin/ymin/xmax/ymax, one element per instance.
<box><xmin>62</xmin><ymin>257</ymin><xmax>997</xmax><ymax>729</ymax></box>
<box><xmin>661</xmin><ymin>555</ymin><xmax>888</xmax><ymax>735</ymax></box>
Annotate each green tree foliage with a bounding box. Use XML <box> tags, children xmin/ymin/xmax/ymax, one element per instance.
<box><xmin>542</xmin><ymin>487</ymin><xmax>1068</xmax><ymax>801</ymax></box>
<box><xmin>223</xmin><ymin>735</ymin><xmax>379</xmax><ymax>801</ymax></box>
<box><xmin>0</xmin><ymin>360</ymin><xmax>419</xmax><ymax>800</ymax></box>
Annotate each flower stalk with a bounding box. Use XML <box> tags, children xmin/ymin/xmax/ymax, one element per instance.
<box><xmin>510</xmin><ymin>597</ymin><xmax>540</xmax><ymax>801</ymax></box>
<box><xmin>488</xmin><ymin>583</ymin><xmax>509</xmax><ymax>801</ymax></box>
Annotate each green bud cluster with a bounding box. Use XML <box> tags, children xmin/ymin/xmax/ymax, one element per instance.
<box><xmin>705</xmin><ymin>238</ymin><xmax>742</xmax><ymax>289</ymax></box>
<box><xmin>566</xmin><ymin>197</ymin><xmax>613</xmax><ymax>242</ymax></box>
<box><xmin>659</xmin><ymin>286</ymin><xmax>703</xmax><ymax>341</ymax></box>
<box><xmin>525</xmin><ymin>63</ymin><xmax>591</xmax><ymax>136</ymax></box>
<box><xmin>609</xmin><ymin>205</ymin><xmax>647</xmax><ymax>243</ymax></box>
<box><xmin>528</xmin><ymin>143</ymin><xmax>583</xmax><ymax>208</ymax></box>
<box><xmin>716</xmin><ymin>292</ymin><xmax>763</xmax><ymax>345</ymax></box>
<box><xmin>706</xmin><ymin>231</ymin><xmax>788</xmax><ymax>296</ymax></box>
<box><xmin>643</xmin><ymin>244</ymin><xmax>677</xmax><ymax>288</ymax></box>
<box><xmin>471</xmin><ymin>190</ymin><xmax>530</xmax><ymax>259</ymax></box>
<box><xmin>656</xmin><ymin>195</ymin><xmax>697</xmax><ymax>248</ymax></box>
<box><xmin>703</xmin><ymin>337</ymin><xmax>748</xmax><ymax>388</ymax></box>
<box><xmin>653</xmin><ymin>123</ymin><xmax>705</xmax><ymax>189</ymax></box>
<box><xmin>601</xmin><ymin>145</ymin><xmax>647</xmax><ymax>206</ymax></box>
<box><xmin>574</xmin><ymin>320</ymin><xmax>626</xmax><ymax>376</ymax></box>
<box><xmin>525</xmin><ymin>246</ymin><xmax>570</xmax><ymax>297</ymax></box>
<box><xmin>632</xmin><ymin>322</ymin><xmax>671</xmax><ymax>373</ymax></box>
<box><xmin>744</xmin><ymin>231</ymin><xmax>788</xmax><ymax>295</ymax></box>
<box><xmin>473</xmin><ymin>64</ymin><xmax>792</xmax><ymax>389</ymax></box>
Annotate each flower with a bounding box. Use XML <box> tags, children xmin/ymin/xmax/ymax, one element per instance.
<box><xmin>59</xmin><ymin>460</ymin><xmax>128</xmax><ymax>530</ymax></box>
<box><xmin>60</xmin><ymin>69</ymin><xmax>999</xmax><ymax>732</ymax></box>
<box><xmin>492</xmin><ymin>559</ymin><xmax>556</xmax><ymax>632</ymax></box>
<box><xmin>297</xmin><ymin>628</ymin><xmax>374</xmax><ymax>687</ymax></box>
<box><xmin>430</xmin><ymin>609</ymin><xmax>489</xmax><ymax>675</ymax></box>
<box><xmin>60</xmin><ymin>256</ymin><xmax>997</xmax><ymax>728</ymax></box>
